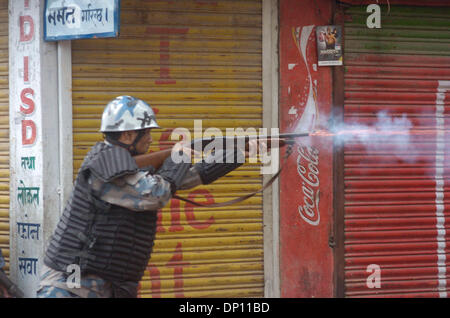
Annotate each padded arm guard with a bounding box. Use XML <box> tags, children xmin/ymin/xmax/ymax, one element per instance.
<box><xmin>194</xmin><ymin>149</ymin><xmax>243</xmax><ymax>185</ymax></box>
<box><xmin>157</xmin><ymin>151</ymin><xmax>191</xmax><ymax>194</ymax></box>
<box><xmin>84</xmin><ymin>143</ymin><xmax>139</xmax><ymax>182</ymax></box>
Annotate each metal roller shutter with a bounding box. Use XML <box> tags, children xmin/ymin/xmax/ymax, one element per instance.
<box><xmin>71</xmin><ymin>0</ymin><xmax>263</xmax><ymax>297</ymax></box>
<box><xmin>343</xmin><ymin>5</ymin><xmax>450</xmax><ymax>297</ymax></box>
<box><xmin>0</xmin><ymin>0</ymin><xmax>8</xmax><ymax>275</ymax></box>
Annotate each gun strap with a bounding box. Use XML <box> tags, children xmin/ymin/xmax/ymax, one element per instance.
<box><xmin>173</xmin><ymin>145</ymin><xmax>294</xmax><ymax>208</ymax></box>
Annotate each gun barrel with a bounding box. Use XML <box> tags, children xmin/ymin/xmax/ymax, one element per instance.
<box><xmin>263</xmin><ymin>132</ymin><xmax>310</xmax><ymax>139</ymax></box>
<box><xmin>190</xmin><ymin>132</ymin><xmax>309</xmax><ymax>150</ymax></box>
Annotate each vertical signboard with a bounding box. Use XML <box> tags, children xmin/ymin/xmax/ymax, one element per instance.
<box><xmin>9</xmin><ymin>0</ymin><xmax>59</xmax><ymax>297</ymax></box>
<box><xmin>9</xmin><ymin>0</ymin><xmax>42</xmax><ymax>297</ymax></box>
<box><xmin>279</xmin><ymin>0</ymin><xmax>334</xmax><ymax>297</ymax></box>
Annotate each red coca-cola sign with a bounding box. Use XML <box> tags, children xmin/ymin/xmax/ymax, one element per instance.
<box><xmin>279</xmin><ymin>0</ymin><xmax>334</xmax><ymax>298</ymax></box>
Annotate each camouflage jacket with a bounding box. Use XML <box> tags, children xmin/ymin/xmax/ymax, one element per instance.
<box><xmin>89</xmin><ymin>165</ymin><xmax>202</xmax><ymax>211</ymax></box>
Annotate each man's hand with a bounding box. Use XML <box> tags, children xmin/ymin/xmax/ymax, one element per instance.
<box><xmin>244</xmin><ymin>139</ymin><xmax>268</xmax><ymax>159</ymax></box>
<box><xmin>172</xmin><ymin>141</ymin><xmax>201</xmax><ymax>161</ymax></box>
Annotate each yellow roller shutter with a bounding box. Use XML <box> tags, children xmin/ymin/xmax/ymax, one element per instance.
<box><xmin>0</xmin><ymin>0</ymin><xmax>9</xmax><ymax>274</ymax></box>
<box><xmin>72</xmin><ymin>0</ymin><xmax>263</xmax><ymax>297</ymax></box>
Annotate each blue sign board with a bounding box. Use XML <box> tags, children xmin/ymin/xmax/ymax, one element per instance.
<box><xmin>44</xmin><ymin>0</ymin><xmax>120</xmax><ymax>41</ymax></box>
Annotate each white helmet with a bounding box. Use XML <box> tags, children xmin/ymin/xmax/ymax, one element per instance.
<box><xmin>100</xmin><ymin>96</ymin><xmax>160</xmax><ymax>132</ymax></box>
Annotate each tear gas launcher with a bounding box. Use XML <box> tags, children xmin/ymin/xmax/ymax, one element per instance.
<box><xmin>133</xmin><ymin>132</ymin><xmax>310</xmax><ymax>170</ymax></box>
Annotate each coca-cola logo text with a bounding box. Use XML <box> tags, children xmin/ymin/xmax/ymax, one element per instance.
<box><xmin>296</xmin><ymin>145</ymin><xmax>320</xmax><ymax>226</ymax></box>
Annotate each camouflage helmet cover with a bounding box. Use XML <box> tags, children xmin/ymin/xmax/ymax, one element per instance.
<box><xmin>100</xmin><ymin>95</ymin><xmax>160</xmax><ymax>132</ymax></box>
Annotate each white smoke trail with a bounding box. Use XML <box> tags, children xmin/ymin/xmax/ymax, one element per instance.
<box><xmin>330</xmin><ymin>110</ymin><xmax>417</xmax><ymax>163</ymax></box>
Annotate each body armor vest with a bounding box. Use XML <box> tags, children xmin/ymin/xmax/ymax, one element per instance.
<box><xmin>44</xmin><ymin>142</ymin><xmax>157</xmax><ymax>283</ymax></box>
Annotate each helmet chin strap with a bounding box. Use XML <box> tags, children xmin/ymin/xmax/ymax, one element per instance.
<box><xmin>106</xmin><ymin>129</ymin><xmax>147</xmax><ymax>156</ymax></box>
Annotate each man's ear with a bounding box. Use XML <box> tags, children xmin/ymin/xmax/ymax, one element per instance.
<box><xmin>118</xmin><ymin>130</ymin><xmax>137</xmax><ymax>144</ymax></box>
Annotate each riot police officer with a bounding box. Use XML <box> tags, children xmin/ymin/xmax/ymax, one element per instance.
<box><xmin>37</xmin><ymin>96</ymin><xmax>244</xmax><ymax>298</ymax></box>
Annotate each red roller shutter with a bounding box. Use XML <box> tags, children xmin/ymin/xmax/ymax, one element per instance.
<box><xmin>343</xmin><ymin>5</ymin><xmax>450</xmax><ymax>297</ymax></box>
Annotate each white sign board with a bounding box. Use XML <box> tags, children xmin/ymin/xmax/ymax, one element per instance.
<box><xmin>44</xmin><ymin>0</ymin><xmax>119</xmax><ymax>41</ymax></box>
<box><xmin>10</xmin><ymin>0</ymin><xmax>60</xmax><ymax>297</ymax></box>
